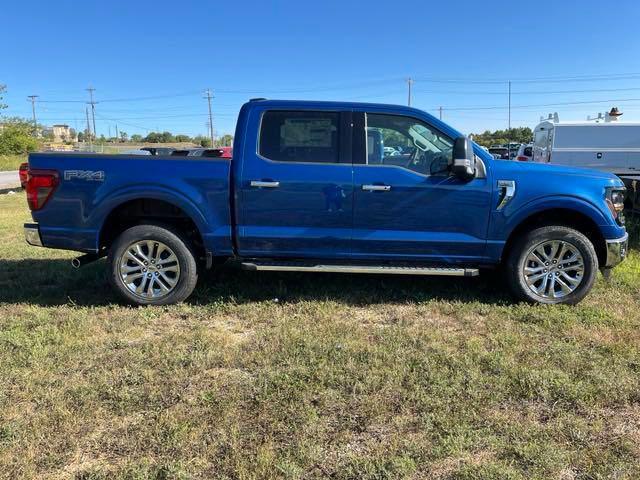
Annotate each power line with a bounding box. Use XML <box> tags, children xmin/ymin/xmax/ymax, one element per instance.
<box><xmin>99</xmin><ymin>91</ymin><xmax>202</xmax><ymax>103</ymax></box>
<box><xmin>412</xmin><ymin>86</ymin><xmax>640</xmax><ymax>96</ymax></box>
<box><xmin>413</xmin><ymin>71</ymin><xmax>640</xmax><ymax>85</ymax></box>
<box><xmin>439</xmin><ymin>97</ymin><xmax>640</xmax><ymax>112</ymax></box>
<box><xmin>94</xmin><ymin>112</ymin><xmax>152</xmax><ymax>132</ymax></box>
<box><xmin>30</xmin><ymin>71</ymin><xmax>640</xmax><ymax>105</ymax></box>
<box><xmin>85</xmin><ymin>113</ymin><xmax>236</xmax><ymax>120</ymax></box>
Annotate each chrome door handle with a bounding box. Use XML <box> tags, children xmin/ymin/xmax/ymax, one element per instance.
<box><xmin>362</xmin><ymin>184</ymin><xmax>391</xmax><ymax>191</ymax></box>
<box><xmin>250</xmin><ymin>180</ymin><xmax>280</xmax><ymax>188</ymax></box>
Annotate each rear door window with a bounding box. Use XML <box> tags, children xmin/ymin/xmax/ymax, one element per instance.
<box><xmin>259</xmin><ymin>111</ymin><xmax>340</xmax><ymax>163</ymax></box>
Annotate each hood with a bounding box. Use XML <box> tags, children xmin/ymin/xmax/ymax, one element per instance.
<box><xmin>491</xmin><ymin>159</ymin><xmax>624</xmax><ymax>186</ymax></box>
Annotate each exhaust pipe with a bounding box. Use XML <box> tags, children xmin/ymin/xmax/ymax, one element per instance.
<box><xmin>71</xmin><ymin>253</ymin><xmax>101</xmax><ymax>269</ymax></box>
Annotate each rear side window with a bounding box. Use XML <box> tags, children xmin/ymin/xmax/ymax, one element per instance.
<box><xmin>259</xmin><ymin>111</ymin><xmax>340</xmax><ymax>163</ymax></box>
<box><xmin>524</xmin><ymin>146</ymin><xmax>533</xmax><ymax>156</ymax></box>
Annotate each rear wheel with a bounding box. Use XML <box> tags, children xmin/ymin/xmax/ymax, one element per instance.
<box><xmin>506</xmin><ymin>226</ymin><xmax>598</xmax><ymax>305</ymax></box>
<box><xmin>107</xmin><ymin>224</ymin><xmax>198</xmax><ymax>306</ymax></box>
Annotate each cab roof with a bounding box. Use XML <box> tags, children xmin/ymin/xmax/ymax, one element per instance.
<box><xmin>244</xmin><ymin>99</ymin><xmax>463</xmax><ymax>139</ymax></box>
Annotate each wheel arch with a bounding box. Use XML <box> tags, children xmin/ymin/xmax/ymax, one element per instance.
<box><xmin>98</xmin><ymin>196</ymin><xmax>207</xmax><ymax>261</ymax></box>
<box><xmin>501</xmin><ymin>207</ymin><xmax>607</xmax><ymax>267</ymax></box>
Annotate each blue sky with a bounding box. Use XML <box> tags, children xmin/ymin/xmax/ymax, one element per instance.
<box><xmin>2</xmin><ymin>0</ymin><xmax>640</xmax><ymax>138</ymax></box>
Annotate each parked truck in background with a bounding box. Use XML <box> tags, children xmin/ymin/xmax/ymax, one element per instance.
<box><xmin>533</xmin><ymin>120</ymin><xmax>640</xmax><ymax>209</ymax></box>
<box><xmin>22</xmin><ymin>99</ymin><xmax>628</xmax><ymax>306</ymax></box>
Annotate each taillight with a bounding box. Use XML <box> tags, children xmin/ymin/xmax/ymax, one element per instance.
<box><xmin>516</xmin><ymin>156</ymin><xmax>528</xmax><ymax>161</ymax></box>
<box><xmin>19</xmin><ymin>163</ymin><xmax>29</xmax><ymax>188</ymax></box>
<box><xmin>25</xmin><ymin>169</ymin><xmax>59</xmax><ymax>211</ymax></box>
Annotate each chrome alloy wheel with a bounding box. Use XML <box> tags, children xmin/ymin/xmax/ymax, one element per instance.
<box><xmin>118</xmin><ymin>240</ymin><xmax>180</xmax><ymax>299</ymax></box>
<box><xmin>522</xmin><ymin>240</ymin><xmax>585</xmax><ymax>299</ymax></box>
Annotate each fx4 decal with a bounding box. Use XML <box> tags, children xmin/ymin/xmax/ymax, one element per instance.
<box><xmin>64</xmin><ymin>170</ymin><xmax>105</xmax><ymax>182</ymax></box>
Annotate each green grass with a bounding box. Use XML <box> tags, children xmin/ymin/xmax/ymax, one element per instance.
<box><xmin>0</xmin><ymin>154</ymin><xmax>27</xmax><ymax>171</ymax></box>
<box><xmin>1</xmin><ymin>193</ymin><xmax>639</xmax><ymax>479</ymax></box>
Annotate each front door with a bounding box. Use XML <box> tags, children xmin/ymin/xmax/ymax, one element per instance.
<box><xmin>352</xmin><ymin>111</ymin><xmax>492</xmax><ymax>263</ymax></box>
<box><xmin>237</xmin><ymin>108</ymin><xmax>354</xmax><ymax>259</ymax></box>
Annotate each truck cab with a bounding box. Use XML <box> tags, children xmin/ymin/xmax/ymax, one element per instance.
<box><xmin>23</xmin><ymin>99</ymin><xmax>629</xmax><ymax>306</ymax></box>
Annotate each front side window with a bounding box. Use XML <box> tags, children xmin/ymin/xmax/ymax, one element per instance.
<box><xmin>259</xmin><ymin>110</ymin><xmax>340</xmax><ymax>163</ymax></box>
<box><xmin>365</xmin><ymin>113</ymin><xmax>453</xmax><ymax>175</ymax></box>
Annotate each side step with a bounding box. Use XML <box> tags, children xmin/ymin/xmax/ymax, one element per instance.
<box><xmin>239</xmin><ymin>261</ymin><xmax>479</xmax><ymax>277</ymax></box>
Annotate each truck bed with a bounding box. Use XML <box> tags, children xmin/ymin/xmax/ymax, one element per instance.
<box><xmin>28</xmin><ymin>152</ymin><xmax>233</xmax><ymax>255</ymax></box>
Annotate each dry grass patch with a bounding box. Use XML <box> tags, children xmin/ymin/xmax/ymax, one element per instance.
<box><xmin>1</xmin><ymin>193</ymin><xmax>639</xmax><ymax>479</ymax></box>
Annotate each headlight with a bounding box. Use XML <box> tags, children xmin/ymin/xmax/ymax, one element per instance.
<box><xmin>606</xmin><ymin>187</ymin><xmax>626</xmax><ymax>224</ymax></box>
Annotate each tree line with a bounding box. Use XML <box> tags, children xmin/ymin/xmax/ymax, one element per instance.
<box><xmin>470</xmin><ymin>127</ymin><xmax>533</xmax><ymax>147</ymax></box>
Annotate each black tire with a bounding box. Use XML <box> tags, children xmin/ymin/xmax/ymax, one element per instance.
<box><xmin>107</xmin><ymin>224</ymin><xmax>198</xmax><ymax>306</ymax></box>
<box><xmin>505</xmin><ymin>226</ymin><xmax>598</xmax><ymax>305</ymax></box>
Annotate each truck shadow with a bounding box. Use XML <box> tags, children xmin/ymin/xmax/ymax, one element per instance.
<box><xmin>0</xmin><ymin>258</ymin><xmax>512</xmax><ymax>307</ymax></box>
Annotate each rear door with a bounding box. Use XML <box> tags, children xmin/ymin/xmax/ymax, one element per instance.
<box><xmin>236</xmin><ymin>107</ymin><xmax>354</xmax><ymax>259</ymax></box>
<box><xmin>351</xmin><ymin>111</ymin><xmax>492</xmax><ymax>262</ymax></box>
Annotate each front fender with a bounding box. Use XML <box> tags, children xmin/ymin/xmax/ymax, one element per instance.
<box><xmin>484</xmin><ymin>194</ymin><xmax>622</xmax><ymax>263</ymax></box>
<box><xmin>500</xmin><ymin>195</ymin><xmax>612</xmax><ymax>239</ymax></box>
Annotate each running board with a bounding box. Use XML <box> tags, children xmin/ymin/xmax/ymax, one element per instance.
<box><xmin>240</xmin><ymin>261</ymin><xmax>479</xmax><ymax>277</ymax></box>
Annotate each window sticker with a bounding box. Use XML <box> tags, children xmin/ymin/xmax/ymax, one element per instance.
<box><xmin>281</xmin><ymin>118</ymin><xmax>334</xmax><ymax>147</ymax></box>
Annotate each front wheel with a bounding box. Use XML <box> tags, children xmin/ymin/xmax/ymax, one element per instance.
<box><xmin>107</xmin><ymin>224</ymin><xmax>198</xmax><ymax>306</ymax></box>
<box><xmin>506</xmin><ymin>226</ymin><xmax>598</xmax><ymax>305</ymax></box>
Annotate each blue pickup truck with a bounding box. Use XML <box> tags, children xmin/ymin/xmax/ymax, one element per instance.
<box><xmin>22</xmin><ymin>99</ymin><xmax>628</xmax><ymax>305</ymax></box>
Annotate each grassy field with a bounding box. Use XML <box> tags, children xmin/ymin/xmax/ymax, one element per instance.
<box><xmin>1</xmin><ymin>193</ymin><xmax>639</xmax><ymax>479</ymax></box>
<box><xmin>0</xmin><ymin>154</ymin><xmax>26</xmax><ymax>171</ymax></box>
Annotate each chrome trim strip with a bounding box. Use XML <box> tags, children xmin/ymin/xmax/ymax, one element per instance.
<box><xmin>497</xmin><ymin>180</ymin><xmax>516</xmax><ymax>210</ymax></box>
<box><xmin>241</xmin><ymin>262</ymin><xmax>479</xmax><ymax>276</ymax></box>
<box><xmin>250</xmin><ymin>180</ymin><xmax>280</xmax><ymax>188</ymax></box>
<box><xmin>362</xmin><ymin>184</ymin><xmax>391</xmax><ymax>191</ymax></box>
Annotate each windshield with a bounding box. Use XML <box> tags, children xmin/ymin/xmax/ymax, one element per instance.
<box><xmin>409</xmin><ymin>124</ymin><xmax>453</xmax><ymax>152</ymax></box>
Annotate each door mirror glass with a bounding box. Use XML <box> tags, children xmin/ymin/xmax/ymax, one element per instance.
<box><xmin>451</xmin><ymin>136</ymin><xmax>476</xmax><ymax>180</ymax></box>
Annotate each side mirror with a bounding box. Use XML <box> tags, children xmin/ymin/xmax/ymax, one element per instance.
<box><xmin>451</xmin><ymin>136</ymin><xmax>476</xmax><ymax>180</ymax></box>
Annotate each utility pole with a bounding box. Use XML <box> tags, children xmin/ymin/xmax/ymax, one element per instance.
<box><xmin>406</xmin><ymin>78</ymin><xmax>413</xmax><ymax>107</ymax></box>
<box><xmin>204</xmin><ymin>88</ymin><xmax>214</xmax><ymax>146</ymax></box>
<box><xmin>86</xmin><ymin>86</ymin><xmax>97</xmax><ymax>139</ymax></box>
<box><xmin>115</xmin><ymin>124</ymin><xmax>119</xmax><ymax>141</ymax></box>
<box><xmin>439</xmin><ymin>106</ymin><xmax>443</xmax><ymax>120</ymax></box>
<box><xmin>27</xmin><ymin>95</ymin><xmax>39</xmax><ymax>134</ymax></box>
<box><xmin>85</xmin><ymin>106</ymin><xmax>93</xmax><ymax>150</ymax></box>
<box><xmin>507</xmin><ymin>81</ymin><xmax>512</xmax><ymax>157</ymax></box>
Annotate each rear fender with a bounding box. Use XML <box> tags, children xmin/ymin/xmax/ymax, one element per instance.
<box><xmin>93</xmin><ymin>185</ymin><xmax>215</xmax><ymax>252</ymax></box>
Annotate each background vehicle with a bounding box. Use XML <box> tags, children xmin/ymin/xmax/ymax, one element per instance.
<box><xmin>515</xmin><ymin>143</ymin><xmax>533</xmax><ymax>162</ymax></box>
<box><xmin>22</xmin><ymin>100</ymin><xmax>628</xmax><ymax>306</ymax></box>
<box><xmin>187</xmin><ymin>147</ymin><xmax>233</xmax><ymax>158</ymax></box>
<box><xmin>533</xmin><ymin>120</ymin><xmax>640</xmax><ymax>208</ymax></box>
<box><xmin>532</xmin><ymin>120</ymin><xmax>640</xmax><ymax>175</ymax></box>
<box><xmin>170</xmin><ymin>149</ymin><xmax>191</xmax><ymax>156</ymax></box>
<box><xmin>140</xmin><ymin>147</ymin><xmax>176</xmax><ymax>156</ymax></box>
<box><xmin>488</xmin><ymin>146</ymin><xmax>509</xmax><ymax>159</ymax></box>
<box><xmin>121</xmin><ymin>149</ymin><xmax>151</xmax><ymax>155</ymax></box>
<box><xmin>169</xmin><ymin>147</ymin><xmax>233</xmax><ymax>158</ymax></box>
